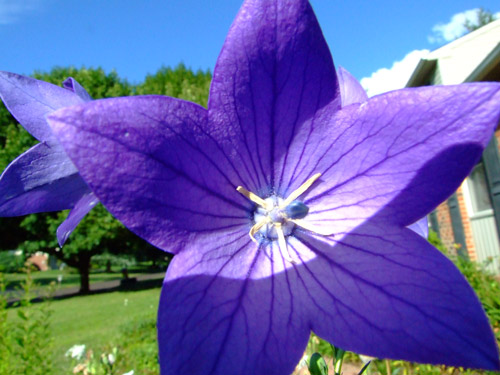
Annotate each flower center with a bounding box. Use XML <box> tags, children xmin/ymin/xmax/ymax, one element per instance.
<box><xmin>236</xmin><ymin>173</ymin><xmax>334</xmax><ymax>263</ymax></box>
<box><xmin>253</xmin><ymin>196</ymin><xmax>295</xmax><ymax>239</ymax></box>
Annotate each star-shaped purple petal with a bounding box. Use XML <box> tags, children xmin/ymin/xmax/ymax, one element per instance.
<box><xmin>47</xmin><ymin>0</ymin><xmax>500</xmax><ymax>373</ymax></box>
<box><xmin>0</xmin><ymin>72</ymin><xmax>98</xmax><ymax>245</ymax></box>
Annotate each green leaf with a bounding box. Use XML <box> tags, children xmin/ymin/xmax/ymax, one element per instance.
<box><xmin>309</xmin><ymin>353</ymin><xmax>328</xmax><ymax>375</ymax></box>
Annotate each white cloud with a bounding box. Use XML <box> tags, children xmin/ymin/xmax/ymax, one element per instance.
<box><xmin>0</xmin><ymin>0</ymin><xmax>41</xmax><ymax>25</ymax></box>
<box><xmin>360</xmin><ymin>49</ymin><xmax>429</xmax><ymax>97</ymax></box>
<box><xmin>428</xmin><ymin>8</ymin><xmax>500</xmax><ymax>44</ymax></box>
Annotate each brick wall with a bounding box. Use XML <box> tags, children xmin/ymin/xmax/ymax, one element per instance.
<box><xmin>435</xmin><ymin>201</ymin><xmax>455</xmax><ymax>253</ymax></box>
<box><xmin>456</xmin><ymin>186</ymin><xmax>477</xmax><ymax>261</ymax></box>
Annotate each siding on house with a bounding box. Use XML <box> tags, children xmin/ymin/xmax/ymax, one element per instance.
<box><xmin>430</xmin><ymin>65</ymin><xmax>442</xmax><ymax>85</ymax></box>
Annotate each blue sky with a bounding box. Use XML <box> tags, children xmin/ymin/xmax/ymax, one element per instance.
<box><xmin>1</xmin><ymin>0</ymin><xmax>499</xmax><ymax>94</ymax></box>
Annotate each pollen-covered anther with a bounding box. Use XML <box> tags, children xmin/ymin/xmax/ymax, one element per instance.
<box><xmin>236</xmin><ymin>173</ymin><xmax>335</xmax><ymax>263</ymax></box>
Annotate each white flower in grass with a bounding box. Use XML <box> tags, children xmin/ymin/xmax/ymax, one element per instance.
<box><xmin>65</xmin><ymin>344</ymin><xmax>86</xmax><ymax>360</ymax></box>
<box><xmin>122</xmin><ymin>371</ymin><xmax>134</xmax><ymax>375</ymax></box>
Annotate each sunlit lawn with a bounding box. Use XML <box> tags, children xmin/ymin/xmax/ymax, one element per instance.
<box><xmin>51</xmin><ymin>288</ymin><xmax>160</xmax><ymax>351</ymax></box>
<box><xmin>8</xmin><ymin>286</ymin><xmax>161</xmax><ymax>374</ymax></box>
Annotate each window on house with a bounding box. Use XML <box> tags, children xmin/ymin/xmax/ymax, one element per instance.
<box><xmin>467</xmin><ymin>162</ymin><xmax>493</xmax><ymax>214</ymax></box>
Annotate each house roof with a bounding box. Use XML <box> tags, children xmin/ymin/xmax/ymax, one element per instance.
<box><xmin>407</xmin><ymin>18</ymin><xmax>500</xmax><ymax>86</ymax></box>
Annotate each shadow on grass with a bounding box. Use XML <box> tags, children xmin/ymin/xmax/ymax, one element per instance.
<box><xmin>6</xmin><ymin>275</ymin><xmax>109</xmax><ymax>289</ymax></box>
<box><xmin>6</xmin><ymin>274</ymin><xmax>164</xmax><ymax>307</ymax></box>
<box><xmin>5</xmin><ymin>265</ymin><xmax>166</xmax><ymax>291</ymax></box>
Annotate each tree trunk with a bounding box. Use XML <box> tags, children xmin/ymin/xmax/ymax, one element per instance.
<box><xmin>78</xmin><ymin>255</ymin><xmax>91</xmax><ymax>294</ymax></box>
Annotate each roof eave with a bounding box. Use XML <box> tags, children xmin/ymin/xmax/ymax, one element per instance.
<box><xmin>406</xmin><ymin>59</ymin><xmax>437</xmax><ymax>87</ymax></box>
<box><xmin>465</xmin><ymin>42</ymin><xmax>500</xmax><ymax>82</ymax></box>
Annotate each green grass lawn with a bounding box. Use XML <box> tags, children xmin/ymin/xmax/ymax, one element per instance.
<box><xmin>7</xmin><ymin>286</ymin><xmax>161</xmax><ymax>374</ymax></box>
<box><xmin>50</xmin><ymin>287</ymin><xmax>160</xmax><ymax>352</ymax></box>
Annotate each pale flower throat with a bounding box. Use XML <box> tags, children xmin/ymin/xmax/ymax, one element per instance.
<box><xmin>236</xmin><ymin>173</ymin><xmax>334</xmax><ymax>263</ymax></box>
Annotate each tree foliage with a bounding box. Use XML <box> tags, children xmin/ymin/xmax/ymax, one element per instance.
<box><xmin>464</xmin><ymin>8</ymin><xmax>498</xmax><ymax>33</ymax></box>
<box><xmin>136</xmin><ymin>63</ymin><xmax>211</xmax><ymax>106</ymax></box>
<box><xmin>33</xmin><ymin>67</ymin><xmax>133</xmax><ymax>99</ymax></box>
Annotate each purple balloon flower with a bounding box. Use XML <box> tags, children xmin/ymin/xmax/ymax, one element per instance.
<box><xmin>47</xmin><ymin>0</ymin><xmax>500</xmax><ymax>373</ymax></box>
<box><xmin>0</xmin><ymin>72</ymin><xmax>99</xmax><ymax>246</ymax></box>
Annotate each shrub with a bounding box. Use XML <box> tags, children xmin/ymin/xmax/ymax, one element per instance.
<box><xmin>91</xmin><ymin>253</ymin><xmax>137</xmax><ymax>272</ymax></box>
<box><xmin>117</xmin><ymin>316</ymin><xmax>159</xmax><ymax>374</ymax></box>
<box><xmin>0</xmin><ymin>268</ymin><xmax>54</xmax><ymax>375</ymax></box>
<box><xmin>0</xmin><ymin>252</ymin><xmax>25</xmax><ymax>273</ymax></box>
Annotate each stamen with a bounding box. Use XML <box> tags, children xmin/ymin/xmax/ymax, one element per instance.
<box><xmin>280</xmin><ymin>173</ymin><xmax>321</xmax><ymax>208</ymax></box>
<box><xmin>236</xmin><ymin>173</ymin><xmax>332</xmax><ymax>264</ymax></box>
<box><xmin>275</xmin><ymin>223</ymin><xmax>296</xmax><ymax>264</ymax></box>
<box><xmin>236</xmin><ymin>186</ymin><xmax>270</xmax><ymax>209</ymax></box>
<box><xmin>290</xmin><ymin>219</ymin><xmax>336</xmax><ymax>237</ymax></box>
<box><xmin>249</xmin><ymin>217</ymin><xmax>271</xmax><ymax>243</ymax></box>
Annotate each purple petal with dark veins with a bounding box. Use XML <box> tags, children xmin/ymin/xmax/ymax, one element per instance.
<box><xmin>208</xmin><ymin>0</ymin><xmax>339</xmax><ymax>195</ymax></box>
<box><xmin>337</xmin><ymin>66</ymin><xmax>368</xmax><ymax>107</ymax></box>
<box><xmin>0</xmin><ymin>71</ymin><xmax>85</xmax><ymax>142</ymax></box>
<box><xmin>158</xmin><ymin>231</ymin><xmax>310</xmax><ymax>375</ymax></box>
<box><xmin>281</xmin><ymin>84</ymin><xmax>500</xmax><ymax>233</ymax></box>
<box><xmin>57</xmin><ymin>192</ymin><xmax>99</xmax><ymax>246</ymax></box>
<box><xmin>408</xmin><ymin>217</ymin><xmax>428</xmax><ymax>238</ymax></box>
<box><xmin>48</xmin><ymin>96</ymin><xmax>251</xmax><ymax>254</ymax></box>
<box><xmin>62</xmin><ymin>77</ymin><xmax>92</xmax><ymax>102</ymax></box>
<box><xmin>158</xmin><ymin>217</ymin><xmax>498</xmax><ymax>374</ymax></box>
<box><xmin>293</xmin><ymin>223</ymin><xmax>499</xmax><ymax>370</ymax></box>
<box><xmin>0</xmin><ymin>142</ymin><xmax>91</xmax><ymax>215</ymax></box>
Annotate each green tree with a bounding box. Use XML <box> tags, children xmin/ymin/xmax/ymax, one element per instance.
<box><xmin>464</xmin><ymin>8</ymin><xmax>498</xmax><ymax>33</ymax></box>
<box><xmin>33</xmin><ymin>66</ymin><xmax>132</xmax><ymax>99</ymax></box>
<box><xmin>21</xmin><ymin>206</ymin><xmax>123</xmax><ymax>294</ymax></box>
<box><xmin>136</xmin><ymin>63</ymin><xmax>212</xmax><ymax>107</ymax></box>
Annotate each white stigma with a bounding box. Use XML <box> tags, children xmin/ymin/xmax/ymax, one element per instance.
<box><xmin>236</xmin><ymin>173</ymin><xmax>334</xmax><ymax>264</ymax></box>
<box><xmin>253</xmin><ymin>196</ymin><xmax>295</xmax><ymax>239</ymax></box>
